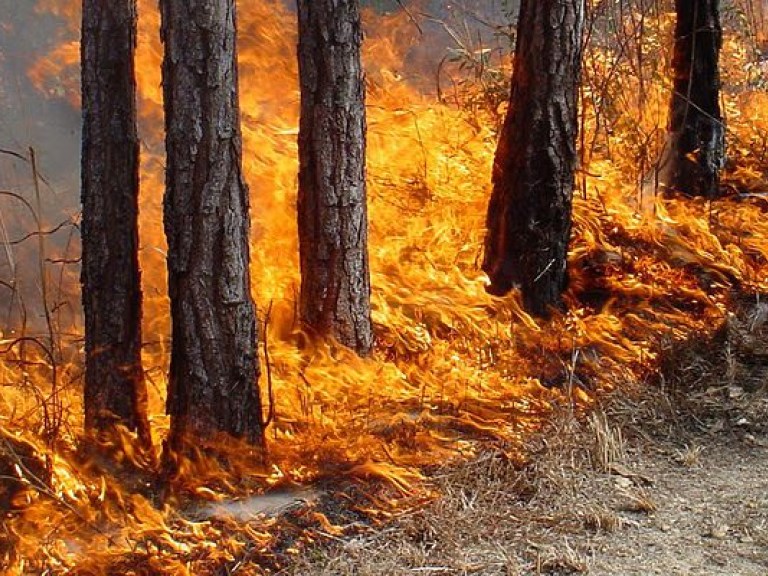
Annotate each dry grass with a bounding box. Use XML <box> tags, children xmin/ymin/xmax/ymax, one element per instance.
<box><xmin>674</xmin><ymin>444</ymin><xmax>703</xmax><ymax>467</ymax></box>
<box><xmin>287</xmin><ymin>294</ymin><xmax>768</xmax><ymax>575</ymax></box>
<box><xmin>582</xmin><ymin>508</ymin><xmax>625</xmax><ymax>533</ymax></box>
<box><xmin>617</xmin><ymin>488</ymin><xmax>657</xmax><ymax>515</ymax></box>
<box><xmin>587</xmin><ymin>411</ymin><xmax>624</xmax><ymax>473</ymax></box>
<box><xmin>288</xmin><ymin>402</ymin><xmax>636</xmax><ymax>574</ymax></box>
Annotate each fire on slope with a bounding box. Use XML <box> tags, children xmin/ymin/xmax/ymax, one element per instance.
<box><xmin>2</xmin><ymin>0</ymin><xmax>768</xmax><ymax>573</ymax></box>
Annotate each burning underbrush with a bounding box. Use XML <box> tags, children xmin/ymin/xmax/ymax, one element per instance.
<box><xmin>1</xmin><ymin>0</ymin><xmax>768</xmax><ymax>573</ymax></box>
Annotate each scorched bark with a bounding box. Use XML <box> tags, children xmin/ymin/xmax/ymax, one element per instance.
<box><xmin>80</xmin><ymin>0</ymin><xmax>150</xmax><ymax>442</ymax></box>
<box><xmin>482</xmin><ymin>0</ymin><xmax>584</xmax><ymax>317</ymax></box>
<box><xmin>160</xmin><ymin>0</ymin><xmax>263</xmax><ymax>447</ymax></box>
<box><xmin>664</xmin><ymin>0</ymin><xmax>724</xmax><ymax>197</ymax></box>
<box><xmin>296</xmin><ymin>0</ymin><xmax>373</xmax><ymax>355</ymax></box>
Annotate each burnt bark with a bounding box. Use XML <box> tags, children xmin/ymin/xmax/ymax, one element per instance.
<box><xmin>296</xmin><ymin>0</ymin><xmax>373</xmax><ymax>355</ymax></box>
<box><xmin>482</xmin><ymin>0</ymin><xmax>584</xmax><ymax>317</ymax></box>
<box><xmin>664</xmin><ymin>0</ymin><xmax>724</xmax><ymax>197</ymax></box>
<box><xmin>80</xmin><ymin>0</ymin><xmax>149</xmax><ymax>443</ymax></box>
<box><xmin>160</xmin><ymin>0</ymin><xmax>264</xmax><ymax>447</ymax></box>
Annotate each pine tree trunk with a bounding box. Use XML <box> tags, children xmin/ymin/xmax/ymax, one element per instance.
<box><xmin>160</xmin><ymin>0</ymin><xmax>263</xmax><ymax>448</ymax></box>
<box><xmin>296</xmin><ymin>0</ymin><xmax>373</xmax><ymax>355</ymax></box>
<box><xmin>80</xmin><ymin>0</ymin><xmax>149</xmax><ymax>443</ymax></box>
<box><xmin>482</xmin><ymin>0</ymin><xmax>584</xmax><ymax>317</ymax></box>
<box><xmin>665</xmin><ymin>0</ymin><xmax>724</xmax><ymax>197</ymax></box>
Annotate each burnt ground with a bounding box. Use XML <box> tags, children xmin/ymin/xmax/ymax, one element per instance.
<box><xmin>286</xmin><ymin>299</ymin><xmax>768</xmax><ymax>576</ymax></box>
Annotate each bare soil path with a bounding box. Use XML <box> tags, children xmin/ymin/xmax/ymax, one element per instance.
<box><xmin>563</xmin><ymin>431</ymin><xmax>768</xmax><ymax>576</ymax></box>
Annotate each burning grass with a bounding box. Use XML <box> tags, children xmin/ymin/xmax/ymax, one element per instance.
<box><xmin>1</xmin><ymin>0</ymin><xmax>768</xmax><ymax>573</ymax></box>
<box><xmin>290</xmin><ymin>299</ymin><xmax>768</xmax><ymax>575</ymax></box>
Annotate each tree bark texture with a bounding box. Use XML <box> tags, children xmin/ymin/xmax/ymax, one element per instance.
<box><xmin>160</xmin><ymin>0</ymin><xmax>263</xmax><ymax>447</ymax></box>
<box><xmin>296</xmin><ymin>0</ymin><xmax>373</xmax><ymax>355</ymax></box>
<box><xmin>482</xmin><ymin>0</ymin><xmax>584</xmax><ymax>317</ymax></box>
<box><xmin>81</xmin><ymin>0</ymin><xmax>150</xmax><ymax>443</ymax></box>
<box><xmin>665</xmin><ymin>0</ymin><xmax>724</xmax><ymax>197</ymax></box>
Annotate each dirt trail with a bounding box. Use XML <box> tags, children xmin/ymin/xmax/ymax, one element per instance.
<box><xmin>559</xmin><ymin>433</ymin><xmax>768</xmax><ymax>576</ymax></box>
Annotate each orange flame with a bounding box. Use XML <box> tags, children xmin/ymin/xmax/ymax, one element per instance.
<box><xmin>1</xmin><ymin>0</ymin><xmax>768</xmax><ymax>572</ymax></box>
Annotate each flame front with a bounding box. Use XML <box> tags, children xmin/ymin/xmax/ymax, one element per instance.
<box><xmin>2</xmin><ymin>0</ymin><xmax>768</xmax><ymax>572</ymax></box>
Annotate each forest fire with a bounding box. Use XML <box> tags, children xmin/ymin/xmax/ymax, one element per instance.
<box><xmin>2</xmin><ymin>0</ymin><xmax>768</xmax><ymax>573</ymax></box>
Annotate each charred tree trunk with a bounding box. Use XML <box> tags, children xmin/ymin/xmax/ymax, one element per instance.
<box><xmin>664</xmin><ymin>0</ymin><xmax>724</xmax><ymax>197</ymax></box>
<box><xmin>296</xmin><ymin>0</ymin><xmax>373</xmax><ymax>355</ymax></box>
<box><xmin>160</xmin><ymin>0</ymin><xmax>264</xmax><ymax>448</ymax></box>
<box><xmin>482</xmin><ymin>0</ymin><xmax>584</xmax><ymax>317</ymax></box>
<box><xmin>80</xmin><ymin>0</ymin><xmax>150</xmax><ymax>443</ymax></box>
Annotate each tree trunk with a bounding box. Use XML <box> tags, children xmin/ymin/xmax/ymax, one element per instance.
<box><xmin>482</xmin><ymin>0</ymin><xmax>584</xmax><ymax>317</ymax></box>
<box><xmin>296</xmin><ymin>0</ymin><xmax>373</xmax><ymax>355</ymax></box>
<box><xmin>80</xmin><ymin>0</ymin><xmax>150</xmax><ymax>443</ymax></box>
<box><xmin>665</xmin><ymin>0</ymin><xmax>724</xmax><ymax>197</ymax></box>
<box><xmin>160</xmin><ymin>0</ymin><xmax>264</xmax><ymax>448</ymax></box>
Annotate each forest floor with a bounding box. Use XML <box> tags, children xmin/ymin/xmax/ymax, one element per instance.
<box><xmin>286</xmin><ymin>298</ymin><xmax>768</xmax><ymax>576</ymax></box>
